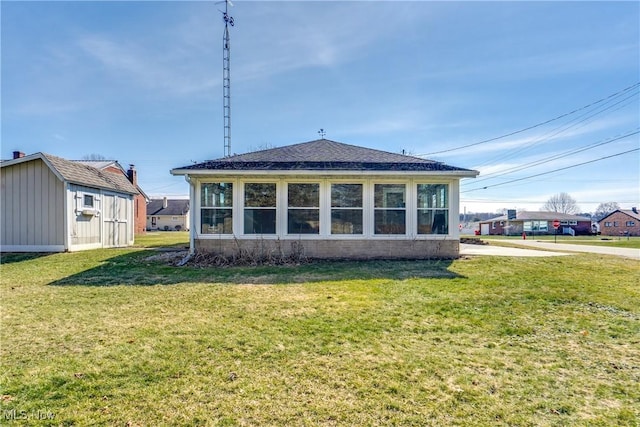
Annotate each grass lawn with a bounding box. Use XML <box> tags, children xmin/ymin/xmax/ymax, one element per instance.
<box><xmin>1</xmin><ymin>236</ymin><xmax>639</xmax><ymax>426</ymax></box>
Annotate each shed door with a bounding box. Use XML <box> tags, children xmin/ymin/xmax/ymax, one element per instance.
<box><xmin>103</xmin><ymin>193</ymin><xmax>129</xmax><ymax>247</ymax></box>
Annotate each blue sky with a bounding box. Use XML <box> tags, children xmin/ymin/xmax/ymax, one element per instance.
<box><xmin>2</xmin><ymin>0</ymin><xmax>639</xmax><ymax>214</ymax></box>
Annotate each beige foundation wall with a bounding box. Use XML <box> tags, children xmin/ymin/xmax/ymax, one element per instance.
<box><xmin>195</xmin><ymin>237</ymin><xmax>459</xmax><ymax>259</ymax></box>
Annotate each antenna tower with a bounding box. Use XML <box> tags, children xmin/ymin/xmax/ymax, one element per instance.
<box><xmin>222</xmin><ymin>0</ymin><xmax>234</xmax><ymax>157</ymax></box>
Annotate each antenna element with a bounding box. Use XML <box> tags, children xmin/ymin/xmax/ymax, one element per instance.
<box><xmin>221</xmin><ymin>0</ymin><xmax>234</xmax><ymax>157</ymax></box>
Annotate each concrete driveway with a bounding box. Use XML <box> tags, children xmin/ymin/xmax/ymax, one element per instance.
<box><xmin>460</xmin><ymin>243</ymin><xmax>571</xmax><ymax>257</ymax></box>
<box><xmin>461</xmin><ymin>240</ymin><xmax>640</xmax><ymax>260</ymax></box>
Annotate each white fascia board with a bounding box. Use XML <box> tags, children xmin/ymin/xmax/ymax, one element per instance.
<box><xmin>171</xmin><ymin>169</ymin><xmax>479</xmax><ymax>178</ymax></box>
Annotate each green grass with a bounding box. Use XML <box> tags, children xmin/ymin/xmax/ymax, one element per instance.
<box><xmin>1</xmin><ymin>236</ymin><xmax>639</xmax><ymax>426</ymax></box>
<box><xmin>478</xmin><ymin>234</ymin><xmax>640</xmax><ymax>249</ymax></box>
<box><xmin>133</xmin><ymin>231</ymin><xmax>190</xmax><ymax>249</ymax></box>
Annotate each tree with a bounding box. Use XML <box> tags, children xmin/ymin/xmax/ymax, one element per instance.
<box><xmin>82</xmin><ymin>153</ymin><xmax>108</xmax><ymax>161</ymax></box>
<box><xmin>542</xmin><ymin>192</ymin><xmax>579</xmax><ymax>214</ymax></box>
<box><xmin>594</xmin><ymin>202</ymin><xmax>620</xmax><ymax>220</ymax></box>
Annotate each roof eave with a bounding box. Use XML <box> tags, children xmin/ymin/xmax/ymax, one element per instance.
<box><xmin>171</xmin><ymin>168</ymin><xmax>479</xmax><ymax>178</ymax></box>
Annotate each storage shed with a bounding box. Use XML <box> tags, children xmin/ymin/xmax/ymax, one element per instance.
<box><xmin>1</xmin><ymin>152</ymin><xmax>138</xmax><ymax>252</ymax></box>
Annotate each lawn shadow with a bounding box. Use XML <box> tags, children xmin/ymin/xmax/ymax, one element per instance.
<box><xmin>49</xmin><ymin>249</ymin><xmax>466</xmax><ymax>286</ymax></box>
<box><xmin>1</xmin><ymin>252</ymin><xmax>56</xmax><ymax>265</ymax></box>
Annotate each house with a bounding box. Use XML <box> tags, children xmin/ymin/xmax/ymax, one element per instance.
<box><xmin>74</xmin><ymin>160</ymin><xmax>149</xmax><ymax>235</ymax></box>
<box><xmin>1</xmin><ymin>152</ymin><xmax>138</xmax><ymax>252</ymax></box>
<box><xmin>170</xmin><ymin>139</ymin><xmax>479</xmax><ymax>259</ymax></box>
<box><xmin>147</xmin><ymin>198</ymin><xmax>190</xmax><ymax>231</ymax></box>
<box><xmin>478</xmin><ymin>211</ymin><xmax>592</xmax><ymax>236</ymax></box>
<box><xmin>598</xmin><ymin>208</ymin><xmax>640</xmax><ymax>237</ymax></box>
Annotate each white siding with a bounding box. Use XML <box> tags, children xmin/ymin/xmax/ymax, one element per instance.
<box><xmin>69</xmin><ymin>185</ymin><xmax>102</xmax><ymax>248</ymax></box>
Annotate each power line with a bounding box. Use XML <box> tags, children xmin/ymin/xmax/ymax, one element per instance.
<box><xmin>462</xmin><ymin>129</ymin><xmax>639</xmax><ymax>186</ymax></box>
<box><xmin>418</xmin><ymin>82</ymin><xmax>639</xmax><ymax>156</ymax></box>
<box><xmin>461</xmin><ymin>148</ymin><xmax>640</xmax><ymax>193</ymax></box>
<box><xmin>471</xmin><ymin>91</ymin><xmax>639</xmax><ymax>169</ymax></box>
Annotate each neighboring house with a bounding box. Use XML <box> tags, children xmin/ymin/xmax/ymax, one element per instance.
<box><xmin>478</xmin><ymin>211</ymin><xmax>593</xmax><ymax>236</ymax></box>
<box><xmin>147</xmin><ymin>198</ymin><xmax>190</xmax><ymax>231</ymax></box>
<box><xmin>75</xmin><ymin>160</ymin><xmax>149</xmax><ymax>235</ymax></box>
<box><xmin>1</xmin><ymin>152</ymin><xmax>138</xmax><ymax>252</ymax></box>
<box><xmin>598</xmin><ymin>208</ymin><xmax>640</xmax><ymax>237</ymax></box>
<box><xmin>171</xmin><ymin>139</ymin><xmax>478</xmax><ymax>259</ymax></box>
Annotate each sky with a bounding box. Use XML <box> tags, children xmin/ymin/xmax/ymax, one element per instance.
<box><xmin>2</xmin><ymin>0</ymin><xmax>639</xmax><ymax>214</ymax></box>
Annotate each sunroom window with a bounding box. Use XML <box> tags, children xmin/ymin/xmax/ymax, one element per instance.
<box><xmin>244</xmin><ymin>183</ymin><xmax>276</xmax><ymax>234</ymax></box>
<box><xmin>417</xmin><ymin>184</ymin><xmax>449</xmax><ymax>234</ymax></box>
<box><xmin>331</xmin><ymin>184</ymin><xmax>363</xmax><ymax>234</ymax></box>
<box><xmin>201</xmin><ymin>183</ymin><xmax>233</xmax><ymax>234</ymax></box>
<box><xmin>374</xmin><ymin>184</ymin><xmax>406</xmax><ymax>234</ymax></box>
<box><xmin>288</xmin><ymin>183</ymin><xmax>320</xmax><ymax>234</ymax></box>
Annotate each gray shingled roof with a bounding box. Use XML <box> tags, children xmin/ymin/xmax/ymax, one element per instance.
<box><xmin>43</xmin><ymin>153</ymin><xmax>138</xmax><ymax>194</ymax></box>
<box><xmin>148</xmin><ymin>199</ymin><xmax>190</xmax><ymax>216</ymax></box>
<box><xmin>173</xmin><ymin>139</ymin><xmax>477</xmax><ymax>173</ymax></box>
<box><xmin>486</xmin><ymin>211</ymin><xmax>591</xmax><ymax>222</ymax></box>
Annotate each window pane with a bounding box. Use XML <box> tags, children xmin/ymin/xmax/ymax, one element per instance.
<box><xmin>375</xmin><ymin>210</ymin><xmax>406</xmax><ymax>234</ymax></box>
<box><xmin>245</xmin><ymin>183</ymin><xmax>276</xmax><ymax>207</ymax></box>
<box><xmin>201</xmin><ymin>183</ymin><xmax>233</xmax><ymax>207</ymax></box>
<box><xmin>417</xmin><ymin>209</ymin><xmax>448</xmax><ymax>234</ymax></box>
<box><xmin>374</xmin><ymin>184</ymin><xmax>405</xmax><ymax>208</ymax></box>
<box><xmin>331</xmin><ymin>209</ymin><xmax>363</xmax><ymax>234</ymax></box>
<box><xmin>288</xmin><ymin>183</ymin><xmax>319</xmax><ymax>207</ymax></box>
<box><xmin>83</xmin><ymin>194</ymin><xmax>94</xmax><ymax>208</ymax></box>
<box><xmin>201</xmin><ymin>209</ymin><xmax>232</xmax><ymax>234</ymax></box>
<box><xmin>331</xmin><ymin>184</ymin><xmax>362</xmax><ymax>208</ymax></box>
<box><xmin>244</xmin><ymin>209</ymin><xmax>276</xmax><ymax>234</ymax></box>
<box><xmin>417</xmin><ymin>184</ymin><xmax>448</xmax><ymax>208</ymax></box>
<box><xmin>288</xmin><ymin>209</ymin><xmax>319</xmax><ymax>234</ymax></box>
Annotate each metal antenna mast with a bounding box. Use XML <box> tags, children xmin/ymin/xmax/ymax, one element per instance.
<box><xmin>221</xmin><ymin>0</ymin><xmax>234</xmax><ymax>157</ymax></box>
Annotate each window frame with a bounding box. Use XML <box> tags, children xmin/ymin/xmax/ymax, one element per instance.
<box><xmin>243</xmin><ymin>182</ymin><xmax>278</xmax><ymax>235</ymax></box>
<box><xmin>83</xmin><ymin>194</ymin><xmax>94</xmax><ymax>208</ymax></box>
<box><xmin>287</xmin><ymin>182</ymin><xmax>321</xmax><ymax>235</ymax></box>
<box><xmin>373</xmin><ymin>183</ymin><xmax>407</xmax><ymax>235</ymax></box>
<box><xmin>330</xmin><ymin>183</ymin><xmax>364</xmax><ymax>235</ymax></box>
<box><xmin>200</xmin><ymin>182</ymin><xmax>234</xmax><ymax>235</ymax></box>
<box><xmin>416</xmin><ymin>183</ymin><xmax>450</xmax><ymax>235</ymax></box>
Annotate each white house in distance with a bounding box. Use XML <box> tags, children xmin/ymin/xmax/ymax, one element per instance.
<box><xmin>146</xmin><ymin>198</ymin><xmax>190</xmax><ymax>231</ymax></box>
<box><xmin>171</xmin><ymin>139</ymin><xmax>479</xmax><ymax>259</ymax></box>
<box><xmin>1</xmin><ymin>152</ymin><xmax>138</xmax><ymax>252</ymax></box>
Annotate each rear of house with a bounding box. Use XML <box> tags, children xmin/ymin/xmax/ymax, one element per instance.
<box><xmin>171</xmin><ymin>139</ymin><xmax>479</xmax><ymax>259</ymax></box>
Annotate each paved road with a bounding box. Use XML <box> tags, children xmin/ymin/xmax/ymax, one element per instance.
<box><xmin>462</xmin><ymin>240</ymin><xmax>640</xmax><ymax>260</ymax></box>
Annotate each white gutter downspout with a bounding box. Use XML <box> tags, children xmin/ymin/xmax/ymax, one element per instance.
<box><xmin>186</xmin><ymin>174</ymin><xmax>195</xmax><ymax>255</ymax></box>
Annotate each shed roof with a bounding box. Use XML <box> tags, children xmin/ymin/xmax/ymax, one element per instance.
<box><xmin>1</xmin><ymin>153</ymin><xmax>138</xmax><ymax>195</ymax></box>
<box><xmin>172</xmin><ymin>139</ymin><xmax>478</xmax><ymax>175</ymax></box>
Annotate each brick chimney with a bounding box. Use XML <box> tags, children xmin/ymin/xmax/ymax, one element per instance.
<box><xmin>127</xmin><ymin>164</ymin><xmax>137</xmax><ymax>187</ymax></box>
<box><xmin>13</xmin><ymin>151</ymin><xmax>25</xmax><ymax>159</ymax></box>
